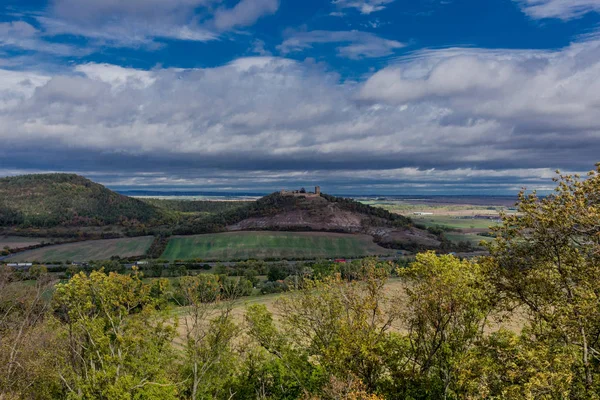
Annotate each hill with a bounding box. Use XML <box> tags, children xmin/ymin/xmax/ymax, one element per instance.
<box><xmin>176</xmin><ymin>191</ymin><xmax>441</xmax><ymax>250</ymax></box>
<box><xmin>140</xmin><ymin>198</ymin><xmax>248</xmax><ymax>215</ymax></box>
<box><xmin>0</xmin><ymin>174</ymin><xmax>164</xmax><ymax>228</ymax></box>
<box><xmin>0</xmin><ymin>175</ymin><xmax>442</xmax><ymax>251</ymax></box>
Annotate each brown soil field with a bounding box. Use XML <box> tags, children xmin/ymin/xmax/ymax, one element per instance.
<box><xmin>6</xmin><ymin>236</ymin><xmax>154</xmax><ymax>262</ymax></box>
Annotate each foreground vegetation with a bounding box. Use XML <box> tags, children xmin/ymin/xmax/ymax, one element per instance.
<box><xmin>2</xmin><ymin>165</ymin><xmax>600</xmax><ymax>399</ymax></box>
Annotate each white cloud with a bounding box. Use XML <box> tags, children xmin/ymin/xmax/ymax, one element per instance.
<box><xmin>1</xmin><ymin>38</ymin><xmax>600</xmax><ymax>191</ymax></box>
<box><xmin>278</xmin><ymin>30</ymin><xmax>405</xmax><ymax>59</ymax></box>
<box><xmin>22</xmin><ymin>0</ymin><xmax>278</xmax><ymax>49</ymax></box>
<box><xmin>0</xmin><ymin>21</ymin><xmax>87</xmax><ymax>56</ymax></box>
<box><xmin>74</xmin><ymin>63</ymin><xmax>156</xmax><ymax>89</ymax></box>
<box><xmin>250</xmin><ymin>39</ymin><xmax>272</xmax><ymax>56</ymax></box>
<box><xmin>360</xmin><ymin>41</ymin><xmax>600</xmax><ymax>133</ymax></box>
<box><xmin>332</xmin><ymin>0</ymin><xmax>395</xmax><ymax>14</ymax></box>
<box><xmin>212</xmin><ymin>0</ymin><xmax>279</xmax><ymax>31</ymax></box>
<box><xmin>515</xmin><ymin>0</ymin><xmax>600</xmax><ymax>20</ymax></box>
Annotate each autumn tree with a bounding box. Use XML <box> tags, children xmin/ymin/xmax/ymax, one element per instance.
<box><xmin>486</xmin><ymin>164</ymin><xmax>600</xmax><ymax>395</ymax></box>
<box><xmin>398</xmin><ymin>252</ymin><xmax>496</xmax><ymax>399</ymax></box>
<box><xmin>0</xmin><ymin>266</ymin><xmax>62</xmax><ymax>399</ymax></box>
<box><xmin>53</xmin><ymin>269</ymin><xmax>178</xmax><ymax>399</ymax></box>
<box><xmin>246</xmin><ymin>260</ymin><xmax>402</xmax><ymax>398</ymax></box>
<box><xmin>177</xmin><ymin>274</ymin><xmax>243</xmax><ymax>399</ymax></box>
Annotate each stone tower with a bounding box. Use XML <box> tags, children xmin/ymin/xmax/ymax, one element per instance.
<box><xmin>315</xmin><ymin>186</ymin><xmax>321</xmax><ymax>195</ymax></box>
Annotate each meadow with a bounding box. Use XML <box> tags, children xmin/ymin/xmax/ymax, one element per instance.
<box><xmin>161</xmin><ymin>231</ymin><xmax>391</xmax><ymax>261</ymax></box>
<box><xmin>411</xmin><ymin>214</ymin><xmax>501</xmax><ymax>230</ymax></box>
<box><xmin>6</xmin><ymin>236</ymin><xmax>154</xmax><ymax>262</ymax></box>
<box><xmin>174</xmin><ymin>277</ymin><xmax>525</xmax><ymax>335</ymax></box>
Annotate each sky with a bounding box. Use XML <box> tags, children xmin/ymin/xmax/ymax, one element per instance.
<box><xmin>1</xmin><ymin>0</ymin><xmax>600</xmax><ymax>195</ymax></box>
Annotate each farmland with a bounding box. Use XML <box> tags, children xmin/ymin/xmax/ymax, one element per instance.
<box><xmin>5</xmin><ymin>236</ymin><xmax>154</xmax><ymax>262</ymax></box>
<box><xmin>361</xmin><ymin>197</ymin><xmax>514</xmax><ymax>248</ymax></box>
<box><xmin>0</xmin><ymin>236</ymin><xmax>56</xmax><ymax>249</ymax></box>
<box><xmin>410</xmin><ymin>214</ymin><xmax>501</xmax><ymax>230</ymax></box>
<box><xmin>161</xmin><ymin>231</ymin><xmax>391</xmax><ymax>261</ymax></box>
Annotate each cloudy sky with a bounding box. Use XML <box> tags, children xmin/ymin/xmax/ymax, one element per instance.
<box><xmin>1</xmin><ymin>0</ymin><xmax>600</xmax><ymax>194</ymax></box>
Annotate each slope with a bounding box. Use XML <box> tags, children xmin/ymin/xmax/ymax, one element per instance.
<box><xmin>175</xmin><ymin>191</ymin><xmax>440</xmax><ymax>249</ymax></box>
<box><xmin>0</xmin><ymin>174</ymin><xmax>163</xmax><ymax>228</ymax></box>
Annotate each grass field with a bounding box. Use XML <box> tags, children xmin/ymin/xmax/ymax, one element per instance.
<box><xmin>174</xmin><ymin>278</ymin><xmax>525</xmax><ymax>338</ymax></box>
<box><xmin>161</xmin><ymin>231</ymin><xmax>391</xmax><ymax>261</ymax></box>
<box><xmin>444</xmin><ymin>232</ymin><xmax>494</xmax><ymax>246</ymax></box>
<box><xmin>412</xmin><ymin>215</ymin><xmax>501</xmax><ymax>230</ymax></box>
<box><xmin>6</xmin><ymin>236</ymin><xmax>154</xmax><ymax>262</ymax></box>
<box><xmin>0</xmin><ymin>236</ymin><xmax>56</xmax><ymax>249</ymax></box>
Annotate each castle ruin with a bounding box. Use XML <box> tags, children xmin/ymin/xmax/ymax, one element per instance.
<box><xmin>280</xmin><ymin>186</ymin><xmax>322</xmax><ymax>197</ymax></box>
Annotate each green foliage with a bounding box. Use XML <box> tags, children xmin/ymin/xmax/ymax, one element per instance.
<box><xmin>398</xmin><ymin>251</ymin><xmax>495</xmax><ymax>398</ymax></box>
<box><xmin>53</xmin><ymin>270</ymin><xmax>178</xmax><ymax>399</ymax></box>
<box><xmin>0</xmin><ymin>174</ymin><xmax>164</xmax><ymax>228</ymax></box>
<box><xmin>486</xmin><ymin>165</ymin><xmax>600</xmax><ymax>394</ymax></box>
<box><xmin>176</xmin><ymin>274</ymin><xmax>243</xmax><ymax>399</ymax></box>
<box><xmin>457</xmin><ymin>329</ymin><xmax>577</xmax><ymax>399</ymax></box>
<box><xmin>140</xmin><ymin>198</ymin><xmax>247</xmax><ymax>214</ymax></box>
<box><xmin>320</xmin><ymin>193</ymin><xmax>411</xmax><ymax>228</ymax></box>
<box><xmin>246</xmin><ymin>260</ymin><xmax>402</xmax><ymax>397</ymax></box>
<box><xmin>0</xmin><ymin>268</ymin><xmax>62</xmax><ymax>399</ymax></box>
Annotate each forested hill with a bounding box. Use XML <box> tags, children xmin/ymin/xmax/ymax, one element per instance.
<box><xmin>0</xmin><ymin>174</ymin><xmax>163</xmax><ymax>227</ymax></box>
<box><xmin>176</xmin><ymin>191</ymin><xmax>413</xmax><ymax>234</ymax></box>
<box><xmin>0</xmin><ymin>175</ymin><xmax>413</xmax><ymax>236</ymax></box>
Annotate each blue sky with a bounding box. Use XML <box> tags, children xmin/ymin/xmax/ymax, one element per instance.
<box><xmin>1</xmin><ymin>0</ymin><xmax>600</xmax><ymax>194</ymax></box>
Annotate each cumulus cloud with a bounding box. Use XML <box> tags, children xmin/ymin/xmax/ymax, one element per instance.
<box><xmin>359</xmin><ymin>42</ymin><xmax>600</xmax><ymax>133</ymax></box>
<box><xmin>515</xmin><ymin>0</ymin><xmax>600</xmax><ymax>20</ymax></box>
<box><xmin>332</xmin><ymin>0</ymin><xmax>395</xmax><ymax>14</ymax></box>
<box><xmin>1</xmin><ymin>38</ymin><xmax>600</xmax><ymax>192</ymax></box>
<box><xmin>278</xmin><ymin>30</ymin><xmax>405</xmax><ymax>59</ymax></box>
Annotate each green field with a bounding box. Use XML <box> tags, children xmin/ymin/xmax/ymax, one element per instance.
<box><xmin>161</xmin><ymin>231</ymin><xmax>391</xmax><ymax>261</ymax></box>
<box><xmin>412</xmin><ymin>215</ymin><xmax>501</xmax><ymax>230</ymax></box>
<box><xmin>444</xmin><ymin>232</ymin><xmax>495</xmax><ymax>246</ymax></box>
<box><xmin>6</xmin><ymin>236</ymin><xmax>154</xmax><ymax>262</ymax></box>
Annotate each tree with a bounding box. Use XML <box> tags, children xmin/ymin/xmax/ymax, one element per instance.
<box><xmin>0</xmin><ymin>266</ymin><xmax>61</xmax><ymax>399</ymax></box>
<box><xmin>485</xmin><ymin>165</ymin><xmax>600</xmax><ymax>394</ymax></box>
<box><xmin>177</xmin><ymin>275</ymin><xmax>243</xmax><ymax>399</ymax></box>
<box><xmin>53</xmin><ymin>269</ymin><xmax>178</xmax><ymax>399</ymax></box>
<box><xmin>246</xmin><ymin>260</ymin><xmax>402</xmax><ymax>397</ymax></box>
<box><xmin>398</xmin><ymin>252</ymin><xmax>495</xmax><ymax>399</ymax></box>
<box><xmin>456</xmin><ymin>328</ymin><xmax>576</xmax><ymax>399</ymax></box>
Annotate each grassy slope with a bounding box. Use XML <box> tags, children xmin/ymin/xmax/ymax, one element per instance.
<box><xmin>161</xmin><ymin>231</ymin><xmax>391</xmax><ymax>261</ymax></box>
<box><xmin>0</xmin><ymin>174</ymin><xmax>163</xmax><ymax>227</ymax></box>
<box><xmin>6</xmin><ymin>236</ymin><xmax>154</xmax><ymax>262</ymax></box>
